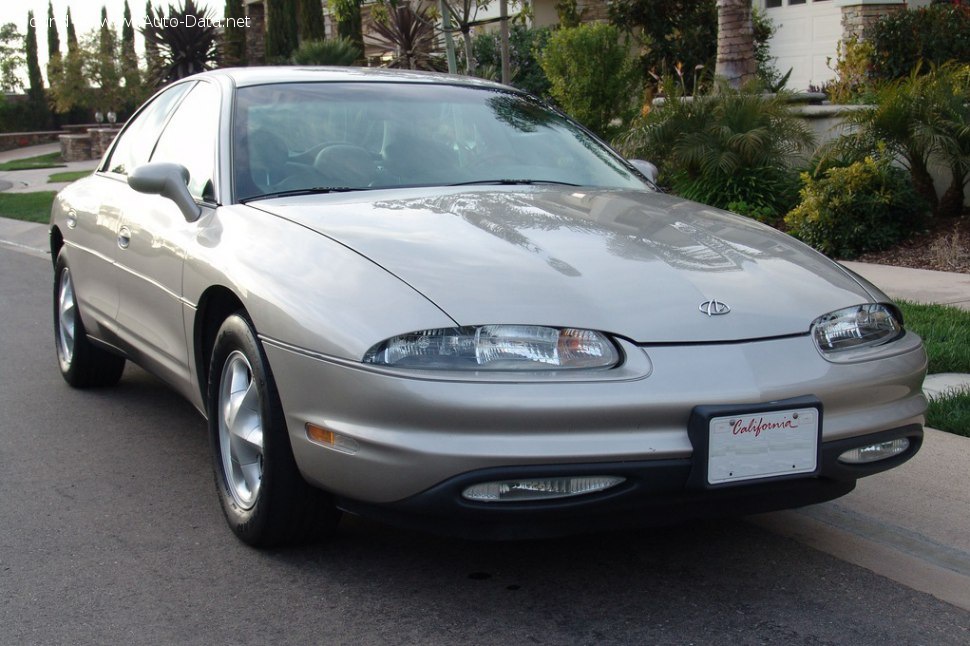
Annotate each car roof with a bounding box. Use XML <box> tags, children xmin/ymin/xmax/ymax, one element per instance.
<box><xmin>192</xmin><ymin>66</ymin><xmax>512</xmax><ymax>91</ymax></box>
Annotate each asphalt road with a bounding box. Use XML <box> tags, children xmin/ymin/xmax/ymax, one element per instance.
<box><xmin>2</xmin><ymin>245</ymin><xmax>968</xmax><ymax>645</ymax></box>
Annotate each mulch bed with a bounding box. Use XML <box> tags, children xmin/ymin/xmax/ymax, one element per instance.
<box><xmin>852</xmin><ymin>215</ymin><xmax>970</xmax><ymax>274</ymax></box>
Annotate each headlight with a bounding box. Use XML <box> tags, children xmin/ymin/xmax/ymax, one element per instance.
<box><xmin>362</xmin><ymin>325</ymin><xmax>620</xmax><ymax>370</ymax></box>
<box><xmin>812</xmin><ymin>304</ymin><xmax>902</xmax><ymax>353</ymax></box>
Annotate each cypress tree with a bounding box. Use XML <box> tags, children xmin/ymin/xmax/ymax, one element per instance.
<box><xmin>298</xmin><ymin>0</ymin><xmax>326</xmax><ymax>43</ymax></box>
<box><xmin>121</xmin><ymin>0</ymin><xmax>141</xmax><ymax>110</ymax></box>
<box><xmin>66</xmin><ymin>7</ymin><xmax>78</xmax><ymax>51</ymax></box>
<box><xmin>223</xmin><ymin>0</ymin><xmax>247</xmax><ymax>66</ymax></box>
<box><xmin>266</xmin><ymin>0</ymin><xmax>298</xmax><ymax>61</ymax></box>
<box><xmin>47</xmin><ymin>1</ymin><xmax>60</xmax><ymax>58</ymax></box>
<box><xmin>144</xmin><ymin>1</ymin><xmax>161</xmax><ymax>75</ymax></box>
<box><xmin>25</xmin><ymin>10</ymin><xmax>52</xmax><ymax>128</ymax></box>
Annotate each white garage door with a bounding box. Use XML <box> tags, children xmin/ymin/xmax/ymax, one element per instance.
<box><xmin>763</xmin><ymin>0</ymin><xmax>843</xmax><ymax>92</ymax></box>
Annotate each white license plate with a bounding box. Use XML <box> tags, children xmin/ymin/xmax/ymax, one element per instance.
<box><xmin>707</xmin><ymin>407</ymin><xmax>819</xmax><ymax>485</ymax></box>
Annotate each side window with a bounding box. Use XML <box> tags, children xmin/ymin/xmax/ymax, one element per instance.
<box><xmin>104</xmin><ymin>82</ymin><xmax>194</xmax><ymax>176</ymax></box>
<box><xmin>151</xmin><ymin>81</ymin><xmax>221</xmax><ymax>202</ymax></box>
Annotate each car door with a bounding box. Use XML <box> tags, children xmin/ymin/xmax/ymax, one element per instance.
<box><xmin>113</xmin><ymin>80</ymin><xmax>221</xmax><ymax>388</ymax></box>
<box><xmin>67</xmin><ymin>82</ymin><xmax>193</xmax><ymax>343</ymax></box>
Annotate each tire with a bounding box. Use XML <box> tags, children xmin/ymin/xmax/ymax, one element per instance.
<box><xmin>53</xmin><ymin>253</ymin><xmax>126</xmax><ymax>388</ymax></box>
<box><xmin>207</xmin><ymin>312</ymin><xmax>340</xmax><ymax>547</ymax></box>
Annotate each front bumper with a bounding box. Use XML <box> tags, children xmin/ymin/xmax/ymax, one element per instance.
<box><xmin>263</xmin><ymin>332</ymin><xmax>927</xmax><ymax>534</ymax></box>
<box><xmin>335</xmin><ymin>424</ymin><xmax>922</xmax><ymax>539</ymax></box>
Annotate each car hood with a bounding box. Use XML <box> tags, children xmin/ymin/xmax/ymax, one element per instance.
<box><xmin>254</xmin><ymin>187</ymin><xmax>874</xmax><ymax>343</ymax></box>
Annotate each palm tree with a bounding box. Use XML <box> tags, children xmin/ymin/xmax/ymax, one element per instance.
<box><xmin>367</xmin><ymin>4</ymin><xmax>440</xmax><ymax>71</ymax></box>
<box><xmin>832</xmin><ymin>69</ymin><xmax>944</xmax><ymax>212</ymax></box>
<box><xmin>715</xmin><ymin>0</ymin><xmax>756</xmax><ymax>88</ymax></box>
<box><xmin>290</xmin><ymin>38</ymin><xmax>361</xmax><ymax>66</ymax></box>
<box><xmin>933</xmin><ymin>65</ymin><xmax>970</xmax><ymax>218</ymax></box>
<box><xmin>141</xmin><ymin>0</ymin><xmax>219</xmax><ymax>87</ymax></box>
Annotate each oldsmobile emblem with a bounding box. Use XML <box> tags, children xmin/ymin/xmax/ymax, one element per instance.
<box><xmin>699</xmin><ymin>299</ymin><xmax>731</xmax><ymax>316</ymax></box>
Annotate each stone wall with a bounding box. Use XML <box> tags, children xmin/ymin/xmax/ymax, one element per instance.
<box><xmin>839</xmin><ymin>1</ymin><xmax>906</xmax><ymax>41</ymax></box>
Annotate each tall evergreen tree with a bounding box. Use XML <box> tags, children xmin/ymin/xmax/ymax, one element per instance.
<box><xmin>47</xmin><ymin>1</ymin><xmax>60</xmax><ymax>58</ymax></box>
<box><xmin>120</xmin><ymin>0</ymin><xmax>142</xmax><ymax>110</ymax></box>
<box><xmin>266</xmin><ymin>0</ymin><xmax>298</xmax><ymax>61</ymax></box>
<box><xmin>49</xmin><ymin>7</ymin><xmax>87</xmax><ymax>117</ymax></box>
<box><xmin>25</xmin><ymin>10</ymin><xmax>52</xmax><ymax>127</ymax></box>
<box><xmin>333</xmin><ymin>0</ymin><xmax>363</xmax><ymax>55</ymax></box>
<box><xmin>66</xmin><ymin>7</ymin><xmax>78</xmax><ymax>51</ymax></box>
<box><xmin>144</xmin><ymin>1</ymin><xmax>161</xmax><ymax>75</ymax></box>
<box><xmin>298</xmin><ymin>0</ymin><xmax>326</xmax><ymax>43</ymax></box>
<box><xmin>95</xmin><ymin>6</ymin><xmax>122</xmax><ymax>112</ymax></box>
<box><xmin>223</xmin><ymin>0</ymin><xmax>247</xmax><ymax>66</ymax></box>
<box><xmin>46</xmin><ymin>2</ymin><xmax>62</xmax><ymax>125</ymax></box>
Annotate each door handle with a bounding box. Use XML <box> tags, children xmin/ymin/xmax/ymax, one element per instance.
<box><xmin>117</xmin><ymin>226</ymin><xmax>131</xmax><ymax>250</ymax></box>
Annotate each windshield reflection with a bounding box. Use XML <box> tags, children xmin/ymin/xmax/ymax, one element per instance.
<box><xmin>231</xmin><ymin>82</ymin><xmax>649</xmax><ymax>202</ymax></box>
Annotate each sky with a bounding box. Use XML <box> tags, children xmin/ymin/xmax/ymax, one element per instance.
<box><xmin>1</xmin><ymin>0</ymin><xmax>227</xmax><ymax>84</ymax></box>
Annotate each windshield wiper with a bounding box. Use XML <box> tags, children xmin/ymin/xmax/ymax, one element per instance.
<box><xmin>447</xmin><ymin>179</ymin><xmax>581</xmax><ymax>187</ymax></box>
<box><xmin>240</xmin><ymin>186</ymin><xmax>366</xmax><ymax>202</ymax></box>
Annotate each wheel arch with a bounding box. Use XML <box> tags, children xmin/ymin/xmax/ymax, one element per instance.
<box><xmin>50</xmin><ymin>225</ymin><xmax>64</xmax><ymax>266</ymax></box>
<box><xmin>194</xmin><ymin>285</ymin><xmax>246</xmax><ymax>408</ymax></box>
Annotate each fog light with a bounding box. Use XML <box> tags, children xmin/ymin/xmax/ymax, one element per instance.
<box><xmin>838</xmin><ymin>438</ymin><xmax>910</xmax><ymax>464</ymax></box>
<box><xmin>305</xmin><ymin>423</ymin><xmax>359</xmax><ymax>454</ymax></box>
<box><xmin>461</xmin><ymin>476</ymin><xmax>625</xmax><ymax>502</ymax></box>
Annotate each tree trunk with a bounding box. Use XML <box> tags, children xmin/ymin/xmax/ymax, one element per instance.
<box><xmin>938</xmin><ymin>164</ymin><xmax>966</xmax><ymax>218</ymax></box>
<box><xmin>462</xmin><ymin>28</ymin><xmax>475</xmax><ymax>76</ymax></box>
<box><xmin>715</xmin><ymin>0</ymin><xmax>756</xmax><ymax>88</ymax></box>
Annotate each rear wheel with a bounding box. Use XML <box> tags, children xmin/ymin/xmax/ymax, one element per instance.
<box><xmin>208</xmin><ymin>312</ymin><xmax>340</xmax><ymax>547</ymax></box>
<box><xmin>53</xmin><ymin>254</ymin><xmax>126</xmax><ymax>388</ymax></box>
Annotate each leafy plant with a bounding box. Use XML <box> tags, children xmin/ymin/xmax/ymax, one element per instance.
<box><xmin>141</xmin><ymin>0</ymin><xmax>219</xmax><ymax>87</ymax></box>
<box><xmin>825</xmin><ymin>64</ymin><xmax>970</xmax><ymax>214</ymax></box>
<box><xmin>470</xmin><ymin>25</ymin><xmax>552</xmax><ymax>97</ymax></box>
<box><xmin>931</xmin><ymin>64</ymin><xmax>970</xmax><ymax>218</ymax></box>
<box><xmin>753</xmin><ymin>8</ymin><xmax>789</xmax><ymax>92</ymax></box>
<box><xmin>784</xmin><ymin>155</ymin><xmax>927</xmax><ymax>259</ymax></box>
<box><xmin>867</xmin><ymin>3</ymin><xmax>970</xmax><ymax>83</ymax></box>
<box><xmin>290</xmin><ymin>38</ymin><xmax>361</xmax><ymax>66</ymax></box>
<box><xmin>825</xmin><ymin>37</ymin><xmax>876</xmax><ymax>105</ymax></box>
<box><xmin>609</xmin><ymin>0</ymin><xmax>717</xmax><ymax>93</ymax></box>
<box><xmin>366</xmin><ymin>3</ymin><xmax>441</xmax><ymax>71</ymax></box>
<box><xmin>619</xmin><ymin>77</ymin><xmax>812</xmax><ymax>221</ymax></box>
<box><xmin>539</xmin><ymin>23</ymin><xmax>640</xmax><ymax>139</ymax></box>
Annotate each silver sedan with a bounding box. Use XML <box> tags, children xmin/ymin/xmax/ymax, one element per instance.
<box><xmin>50</xmin><ymin>67</ymin><xmax>927</xmax><ymax>546</ymax></box>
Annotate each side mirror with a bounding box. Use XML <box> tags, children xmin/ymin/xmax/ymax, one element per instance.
<box><xmin>128</xmin><ymin>162</ymin><xmax>202</xmax><ymax>222</ymax></box>
<box><xmin>629</xmin><ymin>159</ymin><xmax>659</xmax><ymax>185</ymax></box>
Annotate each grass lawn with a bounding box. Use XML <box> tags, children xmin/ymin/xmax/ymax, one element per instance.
<box><xmin>897</xmin><ymin>301</ymin><xmax>970</xmax><ymax>435</ymax></box>
<box><xmin>897</xmin><ymin>301</ymin><xmax>970</xmax><ymax>374</ymax></box>
<box><xmin>927</xmin><ymin>391</ymin><xmax>970</xmax><ymax>437</ymax></box>
<box><xmin>0</xmin><ymin>191</ymin><xmax>56</xmax><ymax>223</ymax></box>
<box><xmin>48</xmin><ymin>170</ymin><xmax>91</xmax><ymax>183</ymax></box>
<box><xmin>0</xmin><ymin>152</ymin><xmax>66</xmax><ymax>171</ymax></box>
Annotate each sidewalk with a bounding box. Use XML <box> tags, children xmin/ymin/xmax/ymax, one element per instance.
<box><xmin>0</xmin><ymin>143</ymin><xmax>99</xmax><ymax>194</ymax></box>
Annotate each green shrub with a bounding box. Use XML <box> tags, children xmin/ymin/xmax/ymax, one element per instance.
<box><xmin>618</xmin><ymin>78</ymin><xmax>811</xmax><ymax>221</ymax></box>
<box><xmin>784</xmin><ymin>155</ymin><xmax>927</xmax><ymax>259</ymax></box>
<box><xmin>824</xmin><ymin>64</ymin><xmax>970</xmax><ymax>215</ymax></box>
<box><xmin>609</xmin><ymin>0</ymin><xmax>717</xmax><ymax>93</ymax></box>
<box><xmin>538</xmin><ymin>23</ymin><xmax>640</xmax><ymax>139</ymax></box>
<box><xmin>289</xmin><ymin>38</ymin><xmax>361</xmax><ymax>66</ymax></box>
<box><xmin>868</xmin><ymin>4</ymin><xmax>970</xmax><ymax>82</ymax></box>
<box><xmin>825</xmin><ymin>37</ymin><xmax>876</xmax><ymax>105</ymax></box>
<box><xmin>470</xmin><ymin>25</ymin><xmax>552</xmax><ymax>98</ymax></box>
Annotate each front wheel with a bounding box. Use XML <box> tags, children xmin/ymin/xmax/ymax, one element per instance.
<box><xmin>207</xmin><ymin>312</ymin><xmax>340</xmax><ymax>547</ymax></box>
<box><xmin>53</xmin><ymin>254</ymin><xmax>126</xmax><ymax>388</ymax></box>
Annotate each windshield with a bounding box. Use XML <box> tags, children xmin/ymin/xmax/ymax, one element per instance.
<box><xmin>231</xmin><ymin>81</ymin><xmax>651</xmax><ymax>201</ymax></box>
